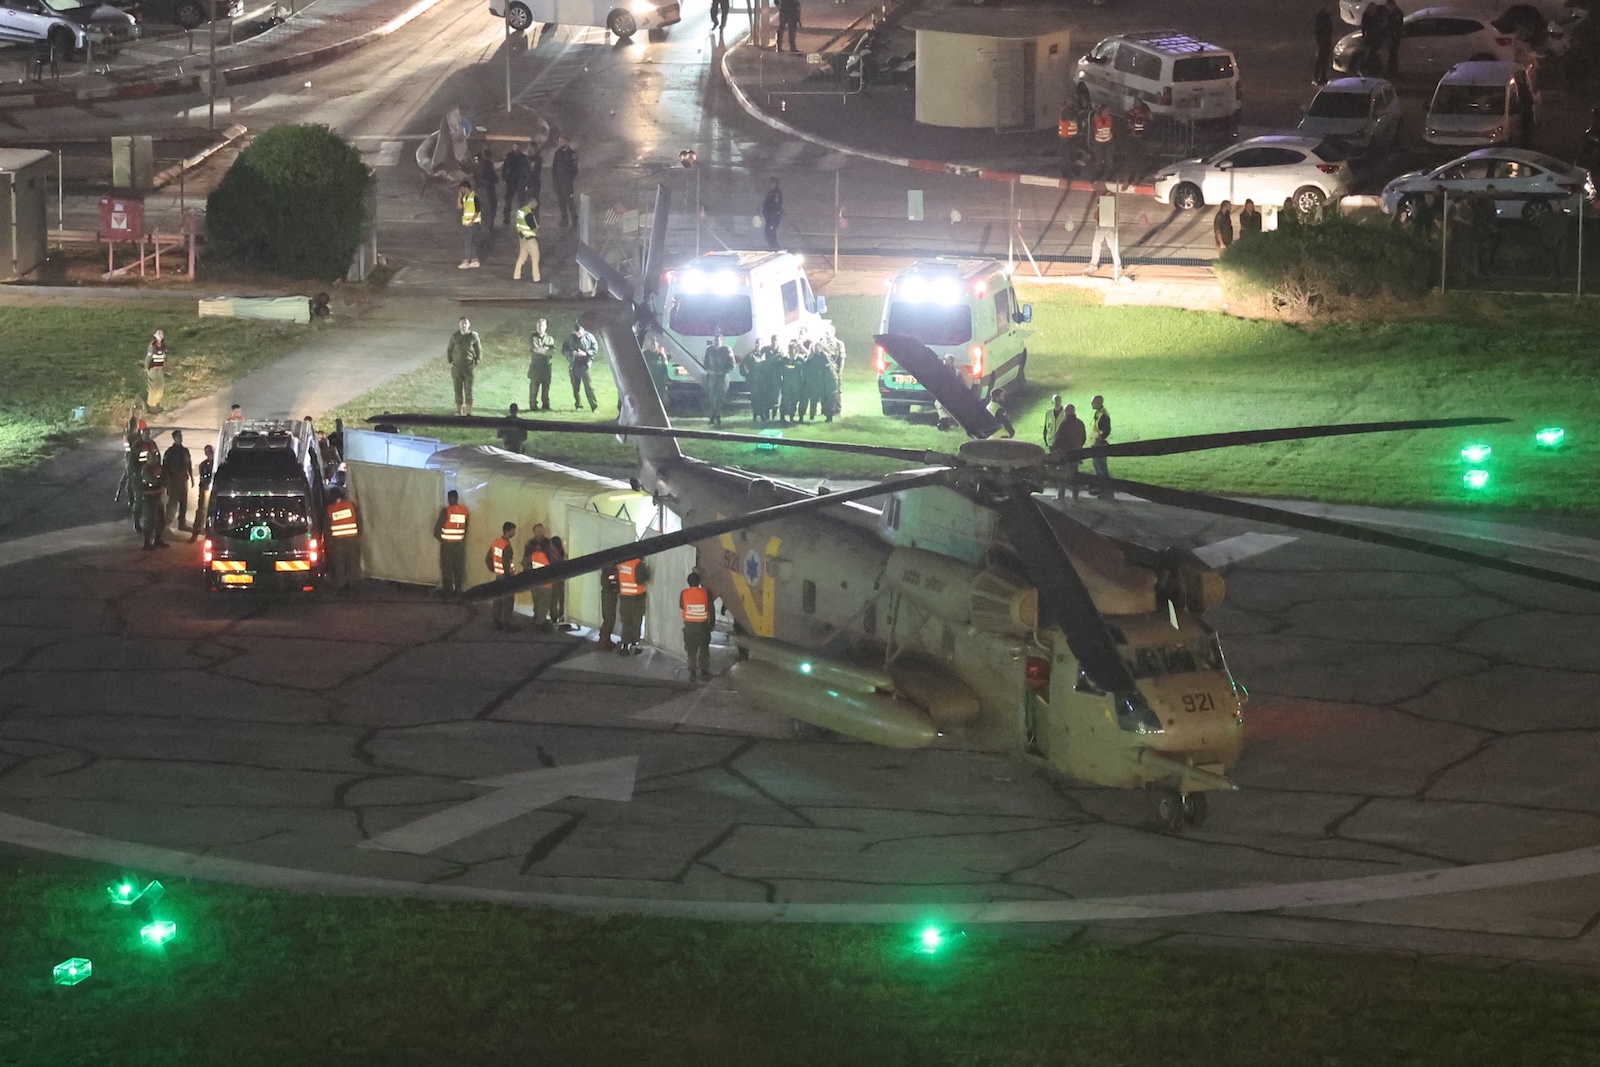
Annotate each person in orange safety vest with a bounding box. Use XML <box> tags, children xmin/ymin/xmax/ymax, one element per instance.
<box><xmin>325</xmin><ymin>488</ymin><xmax>362</xmax><ymax>592</ymax></box>
<box><xmin>523</xmin><ymin>523</ymin><xmax>553</xmax><ymax>633</ymax></box>
<box><xmin>680</xmin><ymin>571</ymin><xmax>714</xmax><ymax>682</ymax></box>
<box><xmin>434</xmin><ymin>490</ymin><xmax>470</xmax><ymax>595</ymax></box>
<box><xmin>616</xmin><ymin>555</ymin><xmax>650</xmax><ymax>655</ymax></box>
<box><xmin>486</xmin><ymin>521</ymin><xmax>517</xmax><ymax>630</ymax></box>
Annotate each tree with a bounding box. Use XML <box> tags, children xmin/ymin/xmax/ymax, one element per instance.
<box><xmin>206</xmin><ymin>124</ymin><xmax>373</xmax><ymax>280</ymax></box>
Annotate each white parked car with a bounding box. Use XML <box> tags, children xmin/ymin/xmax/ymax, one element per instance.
<box><xmin>488</xmin><ymin>0</ymin><xmax>679</xmax><ymax>39</ymax></box>
<box><xmin>0</xmin><ymin>0</ymin><xmax>136</xmax><ymax>53</ymax></box>
<box><xmin>1381</xmin><ymin>147</ymin><xmax>1591</xmax><ymax>220</ymax></box>
<box><xmin>1297</xmin><ymin>77</ymin><xmax>1404</xmax><ymax>156</ymax></box>
<box><xmin>1339</xmin><ymin>0</ymin><xmax>1567</xmax><ymax>40</ymax></box>
<box><xmin>1153</xmin><ymin>135</ymin><xmax>1355</xmax><ymax>214</ymax></box>
<box><xmin>1333</xmin><ymin>8</ymin><xmax>1520</xmax><ymax>76</ymax></box>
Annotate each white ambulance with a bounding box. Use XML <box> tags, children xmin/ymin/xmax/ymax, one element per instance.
<box><xmin>873</xmin><ymin>259</ymin><xmax>1032</xmax><ymax>418</ymax></box>
<box><xmin>654</xmin><ymin>250</ymin><xmax>830</xmax><ymax>413</ymax></box>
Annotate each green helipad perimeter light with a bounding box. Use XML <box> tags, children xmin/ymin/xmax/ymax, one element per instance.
<box><xmin>1463</xmin><ymin>469</ymin><xmax>1490</xmax><ymax>490</ymax></box>
<box><xmin>52</xmin><ymin>958</ymin><xmax>92</xmax><ymax>986</ymax></box>
<box><xmin>917</xmin><ymin>925</ymin><xmax>945</xmax><ymax>954</ymax></box>
<box><xmin>140</xmin><ymin>921</ymin><xmax>177</xmax><ymax>947</ymax></box>
<box><xmin>756</xmin><ymin>428</ymin><xmax>784</xmax><ymax>452</ymax></box>
<box><xmin>107</xmin><ymin>880</ymin><xmax>137</xmax><ymax>904</ymax></box>
<box><xmin>1460</xmin><ymin>443</ymin><xmax>1492</xmax><ymax>463</ymax></box>
<box><xmin>108</xmin><ymin>878</ymin><xmax>165</xmax><ymax>915</ymax></box>
<box><xmin>1536</xmin><ymin>427</ymin><xmax>1565</xmax><ymax>449</ymax></box>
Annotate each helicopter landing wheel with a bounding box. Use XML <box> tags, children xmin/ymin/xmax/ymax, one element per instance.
<box><xmin>1181</xmin><ymin>791</ymin><xmax>1208</xmax><ymax>828</ymax></box>
<box><xmin>1155</xmin><ymin>789</ymin><xmax>1185</xmax><ymax>832</ymax></box>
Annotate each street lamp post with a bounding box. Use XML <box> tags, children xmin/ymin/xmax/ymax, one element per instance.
<box><xmin>504</xmin><ymin>1</ymin><xmax>513</xmax><ymax>113</ymax></box>
<box><xmin>207</xmin><ymin>3</ymin><xmax>217</xmax><ymax>131</ymax></box>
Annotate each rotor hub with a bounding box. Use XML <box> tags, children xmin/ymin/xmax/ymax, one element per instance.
<box><xmin>957</xmin><ymin>438</ymin><xmax>1046</xmax><ymax>470</ymax></box>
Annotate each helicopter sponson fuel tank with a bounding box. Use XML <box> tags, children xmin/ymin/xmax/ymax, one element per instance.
<box><xmin>729</xmin><ymin>659</ymin><xmax>938</xmax><ymax>748</ymax></box>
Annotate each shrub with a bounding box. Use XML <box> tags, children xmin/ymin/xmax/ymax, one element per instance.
<box><xmin>206</xmin><ymin>124</ymin><xmax>372</xmax><ymax>280</ymax></box>
<box><xmin>1214</xmin><ymin>214</ymin><xmax>1434</xmax><ymax>316</ymax></box>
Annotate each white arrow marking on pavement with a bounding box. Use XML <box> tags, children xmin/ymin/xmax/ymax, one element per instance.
<box><xmin>357</xmin><ymin>756</ymin><xmax>637</xmax><ymax>856</ymax></box>
<box><xmin>1193</xmin><ymin>532</ymin><xmax>1298</xmax><ymax>568</ymax></box>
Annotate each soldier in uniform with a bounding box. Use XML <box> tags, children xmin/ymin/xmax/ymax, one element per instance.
<box><xmin>644</xmin><ymin>340</ymin><xmax>672</xmax><ymax>402</ymax></box>
<box><xmin>512</xmin><ymin>196</ymin><xmax>541</xmax><ymax>282</ymax></box>
<box><xmin>803</xmin><ymin>343</ymin><xmax>837</xmax><ymax>423</ymax></box>
<box><xmin>325</xmin><ymin>487</ymin><xmax>363</xmax><ymax>591</ymax></box>
<box><xmin>616</xmin><ymin>556</ymin><xmax>651</xmax><ymax>655</ymax></box>
<box><xmin>161</xmin><ymin>429</ymin><xmax>193</xmax><ymax>532</ymax></box>
<box><xmin>780</xmin><ymin>334</ymin><xmax>810</xmax><ymax>423</ymax></box>
<box><xmin>680</xmin><ymin>571</ymin><xmax>714</xmax><ymax>682</ymax></box>
<box><xmin>131</xmin><ymin>427</ymin><xmax>161</xmax><ymax>533</ymax></box>
<box><xmin>497</xmin><ymin>403</ymin><xmax>529</xmax><ymax>455</ymax></box>
<box><xmin>1089</xmin><ymin>394</ymin><xmax>1113</xmax><ymax>495</ymax></box>
<box><xmin>563</xmin><ymin>324</ymin><xmax>599</xmax><ymax>412</ymax></box>
<box><xmin>190</xmin><ymin>444</ymin><xmax>214</xmax><ymax>542</ymax></box>
<box><xmin>528</xmin><ymin>318</ymin><xmax>555</xmax><ymax>411</ymax></box>
<box><xmin>138</xmin><ymin>453</ymin><xmax>169</xmax><ymax>549</ymax></box>
<box><xmin>739</xmin><ymin>345</ymin><xmax>770</xmax><ymax>425</ymax></box>
<box><xmin>597</xmin><ymin>561</ymin><xmax>620</xmax><ymax>651</ymax></box>
<box><xmin>703</xmin><ymin>333</ymin><xmax>734</xmax><ymax>427</ymax></box>
<box><xmin>447</xmin><ymin>317</ymin><xmax>482</xmax><ymax>416</ymax></box>
<box><xmin>144</xmin><ymin>329</ymin><xmax>168</xmax><ymax>413</ymax></box>
<box><xmin>1050</xmin><ymin>402</ymin><xmax>1087</xmax><ymax>501</ymax></box>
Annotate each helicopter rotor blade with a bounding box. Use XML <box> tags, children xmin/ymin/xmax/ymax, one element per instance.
<box><xmin>873</xmin><ymin>333</ymin><xmax>1004</xmax><ymax>440</ymax></box>
<box><xmin>994</xmin><ymin>493</ymin><xmax>1138</xmax><ymax>694</ymax></box>
<box><xmin>460</xmin><ymin>469</ymin><xmax>954</xmax><ymax>600</ymax></box>
<box><xmin>364</xmin><ymin>413</ymin><xmax>938</xmax><ymax>463</ymax></box>
<box><xmin>1064</xmin><ymin>416</ymin><xmax>1512</xmax><ymax>462</ymax></box>
<box><xmin>640</xmin><ymin>184</ymin><xmax>671</xmax><ymax>307</ymax></box>
<box><xmin>1104</xmin><ymin>477</ymin><xmax>1600</xmax><ymax>595</ymax></box>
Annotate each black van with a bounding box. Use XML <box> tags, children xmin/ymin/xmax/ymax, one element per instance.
<box><xmin>200</xmin><ymin>420</ymin><xmax>330</xmax><ymax>592</ymax></box>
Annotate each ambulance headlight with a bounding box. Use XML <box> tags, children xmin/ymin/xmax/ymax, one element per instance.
<box><xmin>713</xmin><ymin>270</ymin><xmax>739</xmax><ymax>295</ymax></box>
<box><xmin>932</xmin><ymin>278</ymin><xmax>960</xmax><ymax>304</ymax></box>
<box><xmin>681</xmin><ymin>270</ymin><xmax>707</xmax><ymax>294</ymax></box>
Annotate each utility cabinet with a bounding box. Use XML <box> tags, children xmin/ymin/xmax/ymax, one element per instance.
<box><xmin>0</xmin><ymin>149</ymin><xmax>50</xmax><ymax>282</ymax></box>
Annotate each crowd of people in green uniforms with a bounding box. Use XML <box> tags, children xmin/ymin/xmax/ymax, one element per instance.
<box><xmin>731</xmin><ymin>326</ymin><xmax>847</xmax><ymax>426</ymax></box>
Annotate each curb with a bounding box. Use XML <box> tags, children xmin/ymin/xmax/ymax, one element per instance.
<box><xmin>152</xmin><ymin>122</ymin><xmax>249</xmax><ymax>188</ymax></box>
<box><xmin>719</xmin><ymin>40</ymin><xmax>1158</xmax><ymax>198</ymax></box>
<box><xmin>0</xmin><ymin>0</ymin><xmax>444</xmax><ymax>111</ymax></box>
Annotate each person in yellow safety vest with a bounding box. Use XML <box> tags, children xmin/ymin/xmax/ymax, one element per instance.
<box><xmin>680</xmin><ymin>571</ymin><xmax>714</xmax><ymax>682</ymax></box>
<box><xmin>512</xmin><ymin>196</ymin><xmax>541</xmax><ymax>283</ymax></box>
<box><xmin>144</xmin><ymin>329</ymin><xmax>168</xmax><ymax>413</ymax></box>
<box><xmin>616</xmin><ymin>555</ymin><xmax>650</xmax><ymax>655</ymax></box>
<box><xmin>523</xmin><ymin>524</ymin><xmax>554</xmax><ymax>633</ymax></box>
<box><xmin>457</xmin><ymin>180</ymin><xmax>483</xmax><ymax>270</ymax></box>
<box><xmin>434</xmin><ymin>489</ymin><xmax>470</xmax><ymax>595</ymax></box>
<box><xmin>325</xmin><ymin>488</ymin><xmax>362</xmax><ymax>592</ymax></box>
<box><xmin>486</xmin><ymin>521</ymin><xmax>518</xmax><ymax>630</ymax></box>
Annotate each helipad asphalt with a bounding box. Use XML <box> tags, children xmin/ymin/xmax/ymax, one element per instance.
<box><xmin>2</xmin><ymin>498</ymin><xmax>1597</xmax><ymax>973</ymax></box>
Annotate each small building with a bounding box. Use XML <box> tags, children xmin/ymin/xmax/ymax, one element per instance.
<box><xmin>908</xmin><ymin>11</ymin><xmax>1073</xmax><ymax>132</ymax></box>
<box><xmin>0</xmin><ymin>149</ymin><xmax>50</xmax><ymax>283</ymax></box>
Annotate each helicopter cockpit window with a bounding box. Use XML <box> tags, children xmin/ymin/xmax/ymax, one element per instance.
<box><xmin>802</xmin><ymin>579</ymin><xmax>817</xmax><ymax>614</ymax></box>
<box><xmin>1123</xmin><ymin>637</ymin><xmax>1225</xmax><ymax>679</ymax></box>
<box><xmin>1075</xmin><ymin>668</ymin><xmax>1106</xmax><ymax>695</ymax></box>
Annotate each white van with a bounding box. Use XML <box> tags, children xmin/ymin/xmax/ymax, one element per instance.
<box><xmin>1425</xmin><ymin>61</ymin><xmax>1538</xmax><ymax>148</ymax></box>
<box><xmin>655</xmin><ymin>250</ymin><xmax>829</xmax><ymax>411</ymax></box>
<box><xmin>873</xmin><ymin>259</ymin><xmax>1032</xmax><ymax>418</ymax></box>
<box><xmin>1075</xmin><ymin>31</ymin><xmax>1242</xmax><ymax>131</ymax></box>
<box><xmin>489</xmin><ymin>0</ymin><xmax>679</xmax><ymax>39</ymax></box>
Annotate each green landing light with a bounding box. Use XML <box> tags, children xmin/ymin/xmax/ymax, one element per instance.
<box><xmin>1463</xmin><ymin>469</ymin><xmax>1490</xmax><ymax>490</ymax></box>
<box><xmin>917</xmin><ymin>925</ymin><xmax>945</xmax><ymax>953</ymax></box>
<box><xmin>1460</xmin><ymin>444</ymin><xmax>1492</xmax><ymax>463</ymax></box>
<box><xmin>1536</xmin><ymin>427</ymin><xmax>1565</xmax><ymax>449</ymax></box>
<box><xmin>140</xmin><ymin>921</ymin><xmax>177</xmax><ymax>947</ymax></box>
<box><xmin>52</xmin><ymin>958</ymin><xmax>92</xmax><ymax>986</ymax></box>
<box><xmin>756</xmin><ymin>429</ymin><xmax>784</xmax><ymax>452</ymax></box>
<box><xmin>108</xmin><ymin>881</ymin><xmax>136</xmax><ymax>904</ymax></box>
<box><xmin>799</xmin><ymin>661</ymin><xmax>813</xmax><ymax>674</ymax></box>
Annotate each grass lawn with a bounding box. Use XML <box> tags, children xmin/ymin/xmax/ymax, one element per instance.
<box><xmin>327</xmin><ymin>289</ymin><xmax>1600</xmax><ymax>513</ymax></box>
<box><xmin>0</xmin><ymin>307</ymin><xmax>317</xmax><ymax>476</ymax></box>
<box><xmin>4</xmin><ymin>860</ymin><xmax>1599</xmax><ymax>1065</ymax></box>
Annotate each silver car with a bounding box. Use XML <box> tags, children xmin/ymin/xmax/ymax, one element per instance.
<box><xmin>1297</xmin><ymin>77</ymin><xmax>1404</xmax><ymax>157</ymax></box>
<box><xmin>1152</xmin><ymin>134</ymin><xmax>1355</xmax><ymax>214</ymax></box>
<box><xmin>1381</xmin><ymin>147</ymin><xmax>1591</xmax><ymax>220</ymax></box>
<box><xmin>0</xmin><ymin>0</ymin><xmax>136</xmax><ymax>52</ymax></box>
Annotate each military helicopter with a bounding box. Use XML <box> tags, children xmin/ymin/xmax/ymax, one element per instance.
<box><xmin>372</xmin><ymin>201</ymin><xmax>1600</xmax><ymax>830</ymax></box>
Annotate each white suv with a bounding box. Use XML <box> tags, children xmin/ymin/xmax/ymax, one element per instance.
<box><xmin>1074</xmin><ymin>31</ymin><xmax>1242</xmax><ymax>130</ymax></box>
